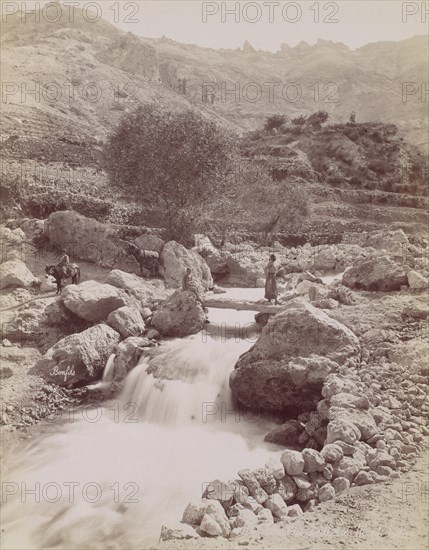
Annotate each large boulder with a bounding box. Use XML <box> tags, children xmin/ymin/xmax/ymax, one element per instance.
<box><xmin>342</xmin><ymin>255</ymin><xmax>408</xmax><ymax>291</ymax></box>
<box><xmin>1</xmin><ymin>297</ymin><xmax>87</xmax><ymax>349</ymax></box>
<box><xmin>230</xmin><ymin>299</ymin><xmax>360</xmax><ymax>412</ymax></box>
<box><xmin>296</xmin><ymin>280</ymin><xmax>329</xmax><ymax>300</ymax></box>
<box><xmin>29</xmin><ymin>324</ymin><xmax>120</xmax><ymax>387</ymax></box>
<box><xmin>105</xmin><ymin>269</ymin><xmax>167</xmax><ymax>306</ymax></box>
<box><xmin>194</xmin><ymin>235</ymin><xmax>229</xmax><ymax>276</ymax></box>
<box><xmin>327</xmin><ymin>407</ymin><xmax>377</xmax><ymax>442</ymax></box>
<box><xmin>159</xmin><ymin>241</ymin><xmax>213</xmax><ymax>291</ymax></box>
<box><xmin>45</xmin><ymin>211</ymin><xmax>140</xmax><ymax>274</ymax></box>
<box><xmin>407</xmin><ymin>270</ymin><xmax>428</xmax><ymax>290</ymax></box>
<box><xmin>363</xmin><ymin>230</ymin><xmax>409</xmax><ymax>256</ymax></box>
<box><xmin>107</xmin><ymin>306</ymin><xmax>146</xmax><ymax>338</ymax></box>
<box><xmin>62</xmin><ymin>281</ymin><xmax>132</xmax><ymax>323</ymax></box>
<box><xmin>151</xmin><ymin>290</ymin><xmax>206</xmax><ymax>337</ymax></box>
<box><xmin>110</xmin><ymin>336</ymin><xmax>151</xmax><ymax>383</ymax></box>
<box><xmin>310</xmin><ymin>247</ymin><xmax>337</xmax><ymax>272</ymax></box>
<box><xmin>0</xmin><ymin>224</ymin><xmax>40</xmax><ymax>265</ymax></box>
<box><xmin>264</xmin><ymin>420</ymin><xmax>305</xmax><ymax>448</ymax></box>
<box><xmin>0</xmin><ymin>260</ymin><xmax>36</xmax><ymax>289</ymax></box>
<box><xmin>224</xmin><ymin>252</ymin><xmax>265</xmax><ymax>287</ymax></box>
<box><xmin>280</xmin><ymin>450</ymin><xmax>305</xmax><ymax>476</ymax></box>
<box><xmin>325</xmin><ymin>419</ymin><xmax>361</xmax><ymax>445</ymax></box>
<box><xmin>134</xmin><ymin>233</ymin><xmax>165</xmax><ymax>254</ymax></box>
<box><xmin>0</xmin><ymin>226</ymin><xmax>27</xmax><ymax>263</ymax></box>
<box><xmin>21</xmin><ymin>219</ymin><xmax>45</xmax><ymax>242</ymax></box>
<box><xmin>40</xmin><ymin>274</ymin><xmax>57</xmax><ymax>293</ymax></box>
<box><xmin>200</xmin><ymin>501</ymin><xmax>231</xmax><ymax>538</ymax></box>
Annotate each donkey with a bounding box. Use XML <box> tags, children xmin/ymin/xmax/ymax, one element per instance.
<box><xmin>46</xmin><ymin>264</ymin><xmax>81</xmax><ymax>294</ymax></box>
<box><xmin>126</xmin><ymin>243</ymin><xmax>159</xmax><ymax>278</ymax></box>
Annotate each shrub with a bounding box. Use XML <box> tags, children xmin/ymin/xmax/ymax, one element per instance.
<box><xmin>292</xmin><ymin>115</ymin><xmax>307</xmax><ymax>126</ymax></box>
<box><xmin>307</xmin><ymin>110</ymin><xmax>329</xmax><ymax>129</ymax></box>
<box><xmin>349</xmin><ymin>175</ymin><xmax>364</xmax><ymax>187</ymax></box>
<box><xmin>368</xmin><ymin>159</ymin><xmax>391</xmax><ymax>176</ymax></box>
<box><xmin>264</xmin><ymin>114</ymin><xmax>287</xmax><ymax>132</ymax></box>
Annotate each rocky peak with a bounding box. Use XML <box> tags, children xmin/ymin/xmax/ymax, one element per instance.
<box><xmin>243</xmin><ymin>40</ymin><xmax>256</xmax><ymax>54</ymax></box>
<box><xmin>97</xmin><ymin>32</ymin><xmax>160</xmax><ymax>81</ymax></box>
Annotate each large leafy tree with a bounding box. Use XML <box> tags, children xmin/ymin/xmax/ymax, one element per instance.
<box><xmin>104</xmin><ymin>103</ymin><xmax>236</xmax><ymax>242</ymax></box>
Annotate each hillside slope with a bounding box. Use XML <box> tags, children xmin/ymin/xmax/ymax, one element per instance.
<box><xmin>1</xmin><ymin>6</ymin><xmax>427</xmax><ymax>153</ymax></box>
<box><xmin>0</xmin><ymin>5</ymin><xmax>427</xmax><ymax>239</ymax></box>
<box><xmin>146</xmin><ymin>35</ymin><xmax>428</xmax><ymax>150</ymax></box>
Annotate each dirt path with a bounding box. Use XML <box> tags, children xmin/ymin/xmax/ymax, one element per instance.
<box><xmin>0</xmin><ymin>293</ymin><xmax>57</xmax><ymax>312</ymax></box>
<box><xmin>26</xmin><ymin>247</ymin><xmax>112</xmax><ymax>285</ymax></box>
<box><xmin>155</xmin><ymin>445</ymin><xmax>428</xmax><ymax>550</ymax></box>
<box><xmin>0</xmin><ymin>248</ymin><xmax>113</xmax><ymax>312</ymax></box>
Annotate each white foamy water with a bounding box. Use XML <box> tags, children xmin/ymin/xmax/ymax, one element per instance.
<box><xmin>214</xmin><ymin>287</ymin><xmax>264</xmax><ymax>302</ymax></box>
<box><xmin>102</xmin><ymin>354</ymin><xmax>116</xmax><ymax>384</ymax></box>
<box><xmin>320</xmin><ymin>271</ymin><xmax>345</xmax><ymax>285</ymax></box>
<box><xmin>1</xmin><ymin>303</ymin><xmax>281</xmax><ymax>550</ymax></box>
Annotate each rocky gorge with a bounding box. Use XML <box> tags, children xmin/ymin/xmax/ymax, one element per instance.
<box><xmin>1</xmin><ymin>4</ymin><xmax>428</xmax><ymax>547</ymax></box>
<box><xmin>0</xmin><ymin>211</ymin><xmax>428</xmax><ymax>548</ymax></box>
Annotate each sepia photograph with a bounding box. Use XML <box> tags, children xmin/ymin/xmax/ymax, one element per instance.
<box><xmin>0</xmin><ymin>1</ymin><xmax>428</xmax><ymax>549</ymax></box>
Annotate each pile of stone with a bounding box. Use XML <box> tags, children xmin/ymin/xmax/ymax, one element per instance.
<box><xmin>160</xmin><ymin>285</ymin><xmax>428</xmax><ymax>542</ymax></box>
<box><xmin>163</xmin><ymin>361</ymin><xmax>427</xmax><ymax>542</ymax></box>
<box><xmin>1</xmin><ymin>383</ymin><xmax>77</xmax><ymax>429</ymax></box>
<box><xmin>194</xmin><ymin>230</ymin><xmax>428</xmax><ymax>289</ymax></box>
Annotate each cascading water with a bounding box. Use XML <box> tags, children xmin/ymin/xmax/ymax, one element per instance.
<box><xmin>1</xmin><ymin>301</ymin><xmax>282</xmax><ymax>550</ymax></box>
<box><xmin>102</xmin><ymin>354</ymin><xmax>116</xmax><ymax>384</ymax></box>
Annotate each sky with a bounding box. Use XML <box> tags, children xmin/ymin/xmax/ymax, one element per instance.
<box><xmin>14</xmin><ymin>1</ymin><xmax>429</xmax><ymax>50</ymax></box>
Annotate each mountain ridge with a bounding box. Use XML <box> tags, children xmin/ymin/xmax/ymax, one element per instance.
<box><xmin>1</xmin><ymin>4</ymin><xmax>427</xmax><ymax>148</ymax></box>
<box><xmin>0</xmin><ymin>4</ymin><xmax>427</xmax><ymax>238</ymax></box>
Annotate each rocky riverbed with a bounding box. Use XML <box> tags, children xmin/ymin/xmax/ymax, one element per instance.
<box><xmin>153</xmin><ymin>449</ymin><xmax>429</xmax><ymax>550</ymax></box>
<box><xmin>152</xmin><ymin>288</ymin><xmax>428</xmax><ymax>544</ymax></box>
<box><xmin>0</xmin><ymin>213</ymin><xmax>428</xmax><ymax>548</ymax></box>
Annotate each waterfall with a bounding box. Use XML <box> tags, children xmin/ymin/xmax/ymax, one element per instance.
<box><xmin>102</xmin><ymin>353</ymin><xmax>116</xmax><ymax>383</ymax></box>
<box><xmin>1</xmin><ymin>303</ymin><xmax>281</xmax><ymax>550</ymax></box>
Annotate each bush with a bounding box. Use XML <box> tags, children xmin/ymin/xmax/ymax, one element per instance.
<box><xmin>264</xmin><ymin>114</ymin><xmax>287</xmax><ymax>132</ymax></box>
<box><xmin>349</xmin><ymin>175</ymin><xmax>364</xmax><ymax>187</ymax></box>
<box><xmin>292</xmin><ymin>115</ymin><xmax>307</xmax><ymax>126</ymax></box>
<box><xmin>369</xmin><ymin>131</ymin><xmax>383</xmax><ymax>143</ymax></box>
<box><xmin>0</xmin><ymin>175</ymin><xmax>26</xmax><ymax>209</ymax></box>
<box><xmin>326</xmin><ymin>174</ymin><xmax>343</xmax><ymax>187</ymax></box>
<box><xmin>368</xmin><ymin>159</ymin><xmax>391</xmax><ymax>176</ymax></box>
<box><xmin>307</xmin><ymin>110</ymin><xmax>329</xmax><ymax>129</ymax></box>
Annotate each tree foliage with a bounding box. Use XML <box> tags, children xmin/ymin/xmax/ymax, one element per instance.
<box><xmin>307</xmin><ymin>110</ymin><xmax>329</xmax><ymax>129</ymax></box>
<box><xmin>291</xmin><ymin>115</ymin><xmax>307</xmax><ymax>126</ymax></box>
<box><xmin>103</xmin><ymin>103</ymin><xmax>236</xmax><ymax>242</ymax></box>
<box><xmin>291</xmin><ymin>111</ymin><xmax>329</xmax><ymax>129</ymax></box>
<box><xmin>239</xmin><ymin>167</ymin><xmax>309</xmax><ymax>234</ymax></box>
<box><xmin>193</xmin><ymin>160</ymin><xmax>310</xmax><ymax>244</ymax></box>
<box><xmin>264</xmin><ymin>114</ymin><xmax>287</xmax><ymax>132</ymax></box>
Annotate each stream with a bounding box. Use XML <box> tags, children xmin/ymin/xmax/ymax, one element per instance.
<box><xmin>1</xmin><ymin>293</ymin><xmax>284</xmax><ymax>549</ymax></box>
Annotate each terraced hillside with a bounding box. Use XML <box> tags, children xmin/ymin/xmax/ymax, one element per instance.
<box><xmin>1</xmin><ymin>5</ymin><xmax>428</xmax><ymax>240</ymax></box>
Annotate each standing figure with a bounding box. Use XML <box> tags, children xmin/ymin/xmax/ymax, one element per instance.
<box><xmin>57</xmin><ymin>248</ymin><xmax>70</xmax><ymax>277</ymax></box>
<box><xmin>265</xmin><ymin>254</ymin><xmax>280</xmax><ymax>305</ymax></box>
<box><xmin>182</xmin><ymin>267</ymin><xmax>204</xmax><ymax>305</ymax></box>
